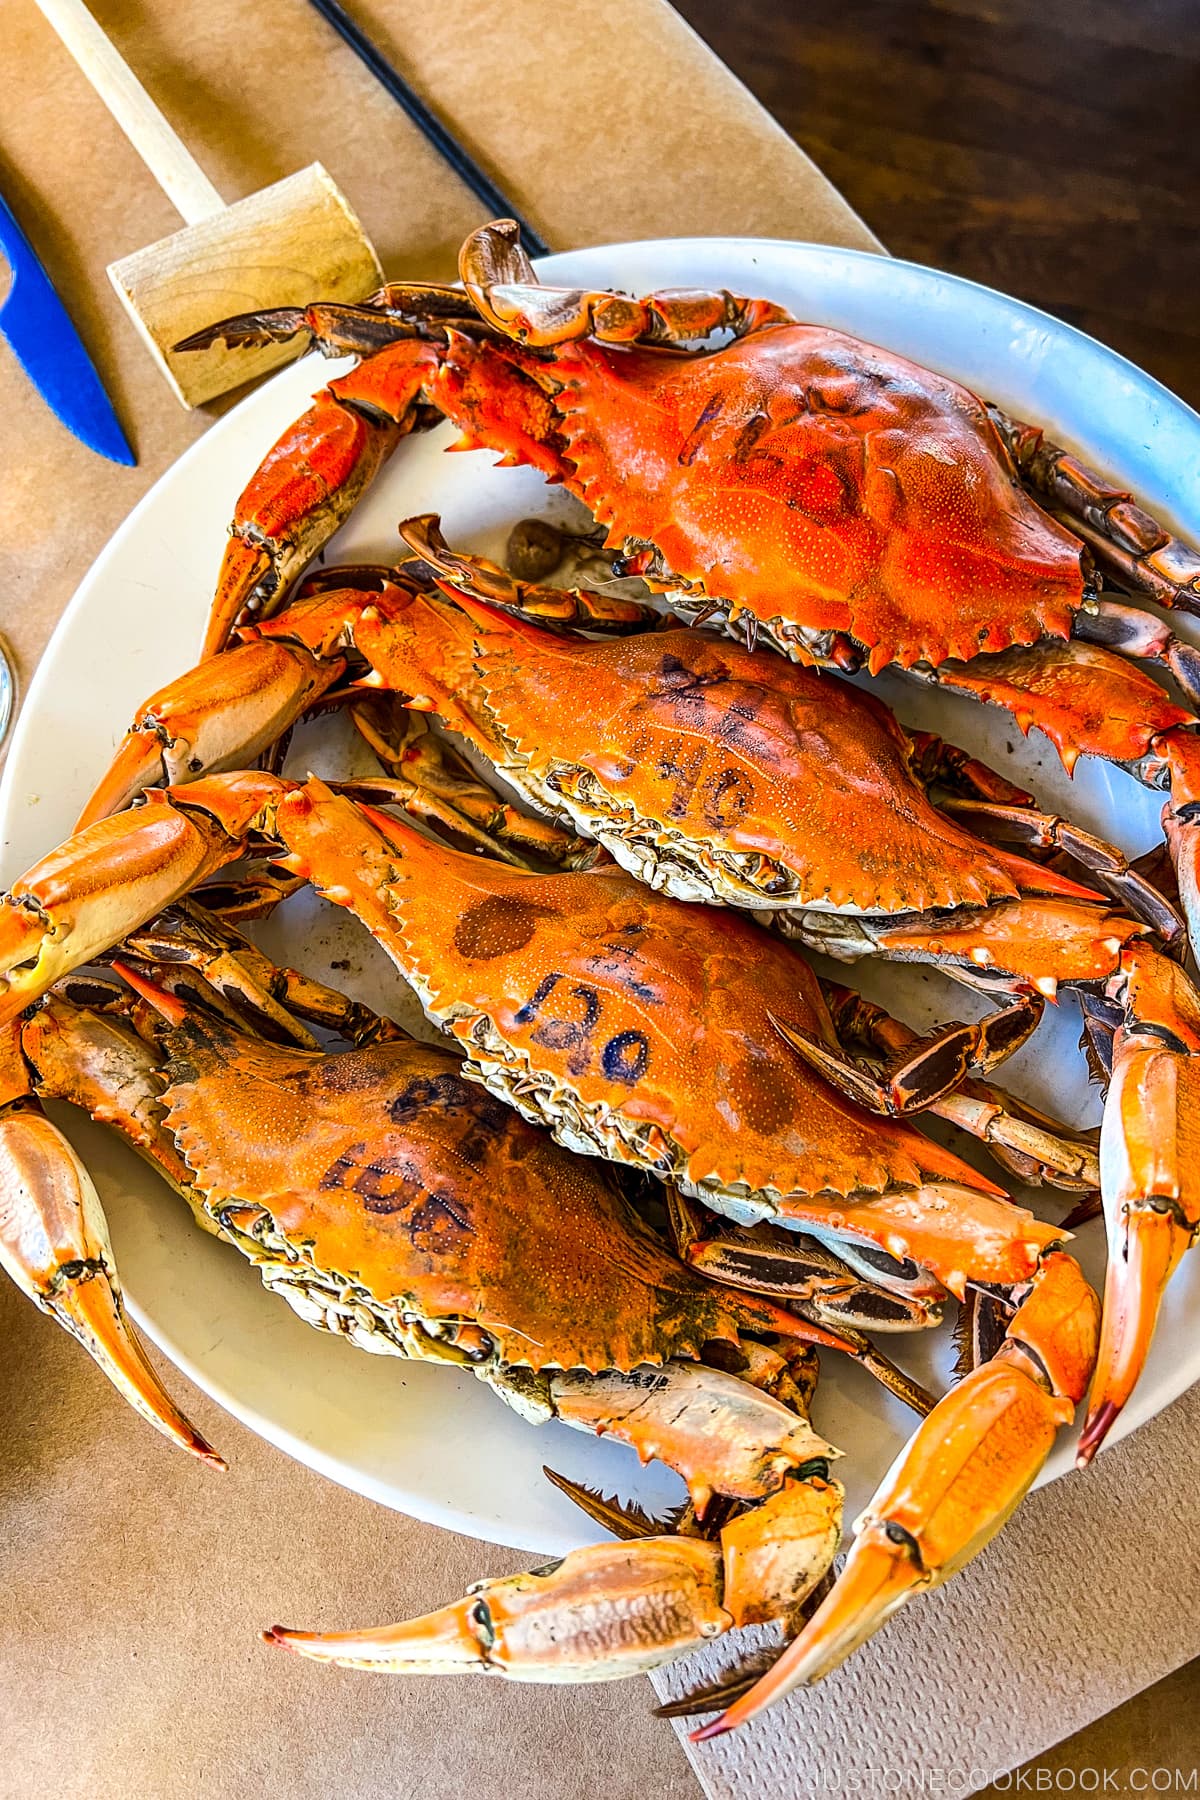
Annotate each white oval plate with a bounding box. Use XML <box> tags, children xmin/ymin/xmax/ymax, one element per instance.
<box><xmin>4</xmin><ymin>240</ymin><xmax>1200</xmax><ymax>1555</ymax></box>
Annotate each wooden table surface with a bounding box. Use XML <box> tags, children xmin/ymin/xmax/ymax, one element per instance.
<box><xmin>678</xmin><ymin>0</ymin><xmax>1200</xmax><ymax>407</ymax></box>
<box><xmin>674</xmin><ymin>1</ymin><xmax>1200</xmax><ymax>1788</ymax></box>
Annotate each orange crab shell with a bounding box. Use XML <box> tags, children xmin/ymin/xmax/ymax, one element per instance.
<box><xmin>154</xmin><ymin>1009</ymin><xmax>774</xmax><ymax>1374</ymax></box>
<box><xmin>439</xmin><ymin>604</ymin><xmax>1021</xmax><ymax>915</ymax></box>
<box><xmin>273</xmin><ymin>783</ymin><xmax>1060</xmax><ymax>1293</ymax></box>
<box><xmin>542</xmin><ymin>326</ymin><xmax>1087</xmax><ymax>671</ymax></box>
<box><xmin>262</xmin><ymin>581</ymin><xmax>1021</xmax><ymax>914</ymax></box>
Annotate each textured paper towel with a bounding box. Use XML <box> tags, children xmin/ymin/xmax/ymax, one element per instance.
<box><xmin>654</xmin><ymin>1383</ymin><xmax>1200</xmax><ymax>1795</ymax></box>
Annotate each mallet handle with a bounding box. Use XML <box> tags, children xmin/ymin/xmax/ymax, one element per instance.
<box><xmin>34</xmin><ymin>0</ymin><xmax>226</xmax><ymax>226</ymax></box>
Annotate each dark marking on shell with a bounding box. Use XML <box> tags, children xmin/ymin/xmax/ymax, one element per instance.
<box><xmin>701</xmin><ymin>767</ymin><xmax>753</xmax><ymax>829</ymax></box>
<box><xmin>601</xmin><ymin>1030</ymin><xmax>650</xmax><ymax>1086</ymax></box>
<box><xmin>454</xmin><ymin>893</ymin><xmax>551</xmax><ymax>960</ymax></box>
<box><xmin>677</xmin><ymin>392</ymin><xmax>725</xmax><ymax>466</ymax></box>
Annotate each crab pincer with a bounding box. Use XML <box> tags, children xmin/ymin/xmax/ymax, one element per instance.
<box><xmin>0</xmin><ymin>1021</ymin><xmax>220</xmax><ymax>1465</ymax></box>
<box><xmin>1077</xmin><ymin>942</ymin><xmax>1200</xmax><ymax>1462</ymax></box>
<box><xmin>265</xmin><ymin>1474</ymin><xmax>843</xmax><ymax>1684</ymax></box>
<box><xmin>0</xmin><ymin>771</ymin><xmax>290</xmax><ymax>1028</ymax></box>
<box><xmin>692</xmin><ymin>1251</ymin><xmax>1100</xmax><ymax>1738</ymax></box>
<box><xmin>185</xmin><ymin>298</ymin><xmax>571</xmax><ymax>657</ymax></box>
<box><xmin>76</xmin><ymin>639</ymin><xmax>344</xmax><ymax>829</ymax></box>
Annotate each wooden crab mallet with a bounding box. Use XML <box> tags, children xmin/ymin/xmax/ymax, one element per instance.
<box><xmin>34</xmin><ymin>0</ymin><xmax>383</xmax><ymax>407</ymax></box>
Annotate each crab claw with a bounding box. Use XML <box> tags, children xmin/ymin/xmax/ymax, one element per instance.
<box><xmin>691</xmin><ymin>1370</ymin><xmax>1059</xmax><ymax>1736</ymax></box>
<box><xmin>1077</xmin><ymin>1203</ymin><xmax>1194</xmax><ymax>1465</ymax></box>
<box><xmin>204</xmin><ymin>398</ymin><xmax>399</xmax><ymax>658</ymax></box>
<box><xmin>0</xmin><ymin>772</ymin><xmax>288</xmax><ymax>1028</ymax></box>
<box><xmin>203</xmin><ymin>340</ymin><xmax>446</xmax><ymax>657</ymax></box>
<box><xmin>0</xmin><ymin>1100</ymin><xmax>222</xmax><ymax>1464</ymax></box>
<box><xmin>266</xmin><ymin>1475</ymin><xmax>843</xmax><ymax>1682</ymax></box>
<box><xmin>267</xmin><ymin>1537</ymin><xmax>732</xmax><ymax>1678</ymax></box>
<box><xmin>77</xmin><ymin>639</ymin><xmax>343</xmax><ymax>827</ymax></box>
<box><xmin>694</xmin><ymin>1252</ymin><xmax>1098</xmax><ymax>1738</ymax></box>
<box><xmin>1078</xmin><ymin>950</ymin><xmax>1200</xmax><ymax>1462</ymax></box>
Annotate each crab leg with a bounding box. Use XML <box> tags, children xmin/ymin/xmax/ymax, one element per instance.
<box><xmin>190</xmin><ymin>399</ymin><xmax>397</xmax><ymax>662</ymax></box>
<box><xmin>175</xmin><ymin>287</ymin><xmax>479</xmax><ymax>367</ymax></box>
<box><xmin>546</xmin><ymin>1358</ymin><xmax>837</xmax><ymax>1511</ymax></box>
<box><xmin>901</xmin><ymin>729</ymin><xmax>1035</xmax><ymax>808</ymax></box>
<box><xmin>344</xmin><ymin>704</ymin><xmax>597</xmax><ymax>869</ymax></box>
<box><xmin>664</xmin><ymin>1187</ymin><xmax>946</xmax><ymax>1335</ymax></box>
<box><xmin>772</xmin><ymin>991</ymin><xmax>1045</xmax><ymax>1118</ymax></box>
<box><xmin>17</xmin><ymin>981</ymin><xmax>223</xmax><ymax>1242</ymax></box>
<box><xmin>117</xmin><ymin>898</ymin><xmax>407</xmax><ymax>1051</ymax></box>
<box><xmin>939</xmin><ymin>797</ymin><xmax>1185</xmax><ymax>949</ymax></box>
<box><xmin>400</xmin><ymin>513</ymin><xmax>660</xmax><ymax>632</ymax></box>
<box><xmin>192</xmin><ymin>863</ymin><xmax>306</xmax><ymax>925</ymax></box>
<box><xmin>693</xmin><ymin>1249</ymin><xmax>1099</xmax><ymax>1737</ymax></box>
<box><xmin>198</xmin><ymin>341</ymin><xmax>439</xmax><ymax>657</ymax></box>
<box><xmin>185</xmin><ymin>310</ymin><xmax>572</xmax><ymax>656</ymax></box>
<box><xmin>267</xmin><ymin>1469</ymin><xmax>841</xmax><ymax>1682</ymax></box>
<box><xmin>1068</xmin><ymin>595</ymin><xmax>1200</xmax><ymax>709</ymax></box>
<box><xmin>909</xmin><ymin>638</ymin><xmax>1200</xmax><ymax>957</ymax></box>
<box><xmin>459</xmin><ymin>218</ymin><xmax>793</xmax><ymax>350</ymax></box>
<box><xmin>820</xmin><ymin>981</ymin><xmax>1100</xmax><ymax>1193</ymax></box>
<box><xmin>116</xmin><ymin>905</ymin><xmax>317</xmax><ymax>1050</ymax></box>
<box><xmin>850</xmin><ymin>900</ymin><xmax>1200</xmax><ymax>1455</ymax></box>
<box><xmin>988</xmin><ymin>405</ymin><xmax>1200</xmax><ymax>620</ymax></box>
<box><xmin>268</xmin><ymin>1536</ymin><xmax>738</xmax><ymax>1680</ymax></box>
<box><xmin>0</xmin><ymin>1022</ymin><xmax>220</xmax><ymax>1463</ymax></box>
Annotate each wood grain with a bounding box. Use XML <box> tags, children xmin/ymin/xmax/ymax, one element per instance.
<box><xmin>676</xmin><ymin>0</ymin><xmax>1200</xmax><ymax>407</ymax></box>
<box><xmin>109</xmin><ymin>163</ymin><xmax>383</xmax><ymax>408</ymax></box>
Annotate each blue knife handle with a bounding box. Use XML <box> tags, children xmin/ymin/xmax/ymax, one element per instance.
<box><xmin>0</xmin><ymin>179</ymin><xmax>134</xmax><ymax>465</ymax></box>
